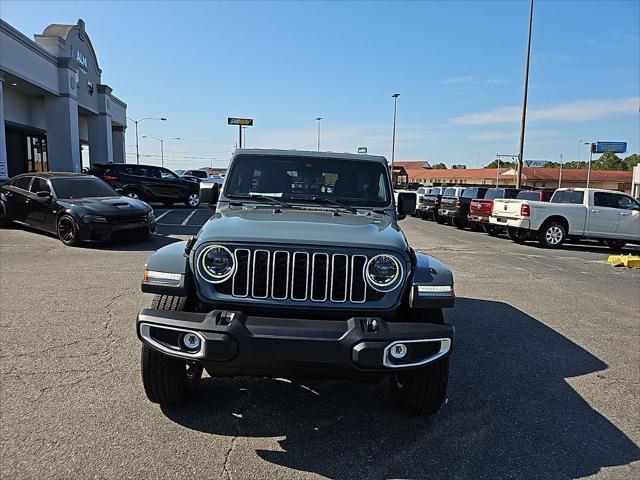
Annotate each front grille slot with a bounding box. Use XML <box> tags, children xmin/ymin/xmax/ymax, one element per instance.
<box><xmin>226</xmin><ymin>248</ymin><xmax>390</xmax><ymax>304</ymax></box>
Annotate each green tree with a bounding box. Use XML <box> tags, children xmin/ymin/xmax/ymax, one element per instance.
<box><xmin>543</xmin><ymin>161</ymin><xmax>560</xmax><ymax>168</ymax></box>
<box><xmin>431</xmin><ymin>162</ymin><xmax>447</xmax><ymax>169</ymax></box>
<box><xmin>593</xmin><ymin>152</ymin><xmax>626</xmax><ymax>171</ymax></box>
<box><xmin>624</xmin><ymin>154</ymin><xmax>640</xmax><ymax>170</ymax></box>
<box><xmin>484</xmin><ymin>160</ymin><xmax>515</xmax><ymax>168</ymax></box>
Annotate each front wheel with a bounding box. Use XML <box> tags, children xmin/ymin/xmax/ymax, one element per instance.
<box><xmin>389</xmin><ymin>357</ymin><xmax>449</xmax><ymax>415</ymax></box>
<box><xmin>538</xmin><ymin>221</ymin><xmax>566</xmax><ymax>248</ymax></box>
<box><xmin>185</xmin><ymin>192</ymin><xmax>200</xmax><ymax>208</ymax></box>
<box><xmin>57</xmin><ymin>214</ymin><xmax>81</xmax><ymax>246</ymax></box>
<box><xmin>0</xmin><ymin>201</ymin><xmax>10</xmax><ymax>227</ymax></box>
<box><xmin>141</xmin><ymin>294</ymin><xmax>203</xmax><ymax>405</ymax></box>
<box><xmin>507</xmin><ymin>227</ymin><xmax>529</xmax><ymax>244</ymax></box>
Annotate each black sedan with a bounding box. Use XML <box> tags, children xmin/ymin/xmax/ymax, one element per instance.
<box><xmin>0</xmin><ymin>173</ymin><xmax>156</xmax><ymax>246</ymax></box>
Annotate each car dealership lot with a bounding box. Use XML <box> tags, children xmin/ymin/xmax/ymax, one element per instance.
<box><xmin>1</xmin><ymin>217</ymin><xmax>638</xmax><ymax>479</ymax></box>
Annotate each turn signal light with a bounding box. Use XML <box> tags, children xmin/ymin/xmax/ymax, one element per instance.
<box><xmin>520</xmin><ymin>204</ymin><xmax>530</xmax><ymax>217</ymax></box>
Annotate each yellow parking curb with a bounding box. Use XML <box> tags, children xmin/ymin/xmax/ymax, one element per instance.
<box><xmin>607</xmin><ymin>254</ymin><xmax>640</xmax><ymax>269</ymax></box>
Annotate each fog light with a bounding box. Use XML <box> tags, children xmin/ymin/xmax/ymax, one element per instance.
<box><xmin>182</xmin><ymin>333</ymin><xmax>201</xmax><ymax>351</ymax></box>
<box><xmin>390</xmin><ymin>343</ymin><xmax>408</xmax><ymax>359</ymax></box>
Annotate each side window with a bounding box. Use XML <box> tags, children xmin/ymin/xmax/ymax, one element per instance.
<box><xmin>615</xmin><ymin>194</ymin><xmax>640</xmax><ymax>210</ymax></box>
<box><xmin>160</xmin><ymin>169</ymin><xmax>179</xmax><ymax>181</ymax></box>
<box><xmin>30</xmin><ymin>178</ymin><xmax>51</xmax><ymax>194</ymax></box>
<box><xmin>145</xmin><ymin>168</ymin><xmax>161</xmax><ymax>179</ymax></box>
<box><xmin>594</xmin><ymin>192</ymin><xmax>615</xmax><ymax>208</ymax></box>
<box><xmin>13</xmin><ymin>176</ymin><xmax>33</xmax><ymax>191</ymax></box>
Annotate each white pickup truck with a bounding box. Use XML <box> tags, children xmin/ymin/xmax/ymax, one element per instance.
<box><xmin>490</xmin><ymin>188</ymin><xmax>640</xmax><ymax>248</ymax></box>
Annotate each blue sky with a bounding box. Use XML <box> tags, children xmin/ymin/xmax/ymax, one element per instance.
<box><xmin>2</xmin><ymin>0</ymin><xmax>639</xmax><ymax>170</ymax></box>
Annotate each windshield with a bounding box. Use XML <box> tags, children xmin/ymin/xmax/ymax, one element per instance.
<box><xmin>52</xmin><ymin>177</ymin><xmax>118</xmax><ymax>199</ymax></box>
<box><xmin>224</xmin><ymin>155</ymin><xmax>391</xmax><ymax>207</ymax></box>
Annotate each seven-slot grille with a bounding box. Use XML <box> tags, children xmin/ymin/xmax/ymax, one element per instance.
<box><xmin>222</xmin><ymin>248</ymin><xmax>375</xmax><ymax>303</ymax></box>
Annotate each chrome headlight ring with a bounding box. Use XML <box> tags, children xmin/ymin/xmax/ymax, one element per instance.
<box><xmin>198</xmin><ymin>245</ymin><xmax>236</xmax><ymax>284</ymax></box>
<box><xmin>365</xmin><ymin>254</ymin><xmax>403</xmax><ymax>292</ymax></box>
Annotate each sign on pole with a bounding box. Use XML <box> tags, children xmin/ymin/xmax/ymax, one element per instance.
<box><xmin>358</xmin><ymin>147</ymin><xmax>367</xmax><ymax>154</ymax></box>
<box><xmin>228</xmin><ymin>118</ymin><xmax>253</xmax><ymax>126</ymax></box>
<box><xmin>591</xmin><ymin>142</ymin><xmax>627</xmax><ymax>154</ymax></box>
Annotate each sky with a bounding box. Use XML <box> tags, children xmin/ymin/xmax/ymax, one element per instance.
<box><xmin>2</xmin><ymin>0</ymin><xmax>639</xmax><ymax>170</ymax></box>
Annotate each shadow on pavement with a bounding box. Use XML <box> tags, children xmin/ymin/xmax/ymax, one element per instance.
<box><xmin>161</xmin><ymin>298</ymin><xmax>640</xmax><ymax>479</ymax></box>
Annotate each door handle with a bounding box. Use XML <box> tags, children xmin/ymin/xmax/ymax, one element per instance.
<box><xmin>620</xmin><ymin>212</ymin><xmax>630</xmax><ymax>216</ymax></box>
<box><xmin>590</xmin><ymin>209</ymin><xmax>599</xmax><ymax>213</ymax></box>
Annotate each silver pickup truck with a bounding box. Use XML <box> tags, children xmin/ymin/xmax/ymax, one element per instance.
<box><xmin>490</xmin><ymin>188</ymin><xmax>640</xmax><ymax>248</ymax></box>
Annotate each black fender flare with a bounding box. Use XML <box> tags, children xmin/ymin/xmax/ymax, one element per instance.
<box><xmin>408</xmin><ymin>251</ymin><xmax>455</xmax><ymax>308</ymax></box>
<box><xmin>141</xmin><ymin>240</ymin><xmax>193</xmax><ymax>296</ymax></box>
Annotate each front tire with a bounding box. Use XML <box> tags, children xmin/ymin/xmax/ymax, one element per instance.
<box><xmin>389</xmin><ymin>357</ymin><xmax>449</xmax><ymax>415</ymax></box>
<box><xmin>538</xmin><ymin>221</ymin><xmax>566</xmax><ymax>248</ymax></box>
<box><xmin>141</xmin><ymin>295</ymin><xmax>203</xmax><ymax>405</ymax></box>
<box><xmin>0</xmin><ymin>201</ymin><xmax>10</xmax><ymax>227</ymax></box>
<box><xmin>185</xmin><ymin>192</ymin><xmax>200</xmax><ymax>208</ymax></box>
<box><xmin>57</xmin><ymin>214</ymin><xmax>81</xmax><ymax>246</ymax></box>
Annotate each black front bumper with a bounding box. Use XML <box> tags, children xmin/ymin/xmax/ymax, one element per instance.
<box><xmin>79</xmin><ymin>220</ymin><xmax>156</xmax><ymax>241</ymax></box>
<box><xmin>137</xmin><ymin>309</ymin><xmax>454</xmax><ymax>379</ymax></box>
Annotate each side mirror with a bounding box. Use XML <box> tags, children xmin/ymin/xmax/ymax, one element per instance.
<box><xmin>397</xmin><ymin>192</ymin><xmax>416</xmax><ymax>220</ymax></box>
<box><xmin>115</xmin><ymin>188</ymin><xmax>124</xmax><ymax>195</ymax></box>
<box><xmin>36</xmin><ymin>191</ymin><xmax>51</xmax><ymax>199</ymax></box>
<box><xmin>199</xmin><ymin>183</ymin><xmax>220</xmax><ymax>210</ymax></box>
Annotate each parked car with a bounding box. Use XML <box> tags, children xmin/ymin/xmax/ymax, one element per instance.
<box><xmin>0</xmin><ymin>173</ymin><xmax>155</xmax><ymax>246</ymax></box>
<box><xmin>89</xmin><ymin>163</ymin><xmax>201</xmax><ymax>208</ymax></box>
<box><xmin>515</xmin><ymin>189</ymin><xmax>554</xmax><ymax>202</ymax></box>
<box><xmin>439</xmin><ymin>187</ymin><xmax>488</xmax><ymax>229</ymax></box>
<box><xmin>183</xmin><ymin>169</ymin><xmax>209</xmax><ymax>181</ymax></box>
<box><xmin>413</xmin><ymin>187</ymin><xmax>431</xmax><ymax>217</ymax></box>
<box><xmin>490</xmin><ymin>188</ymin><xmax>640</xmax><ymax>248</ymax></box>
<box><xmin>437</xmin><ymin>186</ymin><xmax>467</xmax><ymax>226</ymax></box>
<box><xmin>420</xmin><ymin>186</ymin><xmax>445</xmax><ymax>221</ymax></box>
<box><xmin>136</xmin><ymin>148</ymin><xmax>455</xmax><ymax>415</ymax></box>
<box><xmin>468</xmin><ymin>188</ymin><xmax>521</xmax><ymax>234</ymax></box>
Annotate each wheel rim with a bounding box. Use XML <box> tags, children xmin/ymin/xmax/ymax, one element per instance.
<box><xmin>128</xmin><ymin>192</ymin><xmax>139</xmax><ymax>200</ymax></box>
<box><xmin>545</xmin><ymin>226</ymin><xmax>563</xmax><ymax>245</ymax></box>
<box><xmin>188</xmin><ymin>193</ymin><xmax>200</xmax><ymax>207</ymax></box>
<box><xmin>58</xmin><ymin>217</ymin><xmax>75</xmax><ymax>243</ymax></box>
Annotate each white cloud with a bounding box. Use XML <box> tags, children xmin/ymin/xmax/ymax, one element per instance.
<box><xmin>452</xmin><ymin>97</ymin><xmax>639</xmax><ymax>125</ymax></box>
<box><xmin>469</xmin><ymin>130</ymin><xmax>559</xmax><ymax>142</ymax></box>
<box><xmin>437</xmin><ymin>75</ymin><xmax>476</xmax><ymax>85</ymax></box>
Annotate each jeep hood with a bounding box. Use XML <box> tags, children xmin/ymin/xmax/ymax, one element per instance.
<box><xmin>196</xmin><ymin>208</ymin><xmax>408</xmax><ymax>252</ymax></box>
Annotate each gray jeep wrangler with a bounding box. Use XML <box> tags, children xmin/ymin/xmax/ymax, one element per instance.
<box><xmin>137</xmin><ymin>149</ymin><xmax>455</xmax><ymax>414</ymax></box>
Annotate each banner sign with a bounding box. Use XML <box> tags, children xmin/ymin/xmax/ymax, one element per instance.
<box><xmin>591</xmin><ymin>142</ymin><xmax>627</xmax><ymax>154</ymax></box>
<box><xmin>228</xmin><ymin>118</ymin><xmax>253</xmax><ymax>126</ymax></box>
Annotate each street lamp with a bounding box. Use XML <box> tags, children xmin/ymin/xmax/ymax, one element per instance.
<box><xmin>391</xmin><ymin>93</ymin><xmax>400</xmax><ymax>176</ymax></box>
<box><xmin>142</xmin><ymin>135</ymin><xmax>180</xmax><ymax>168</ymax></box>
<box><xmin>315</xmin><ymin>117</ymin><xmax>322</xmax><ymax>151</ymax></box>
<box><xmin>583</xmin><ymin>141</ymin><xmax>594</xmax><ymax>187</ymax></box>
<box><xmin>126</xmin><ymin>116</ymin><xmax>167</xmax><ymax>164</ymax></box>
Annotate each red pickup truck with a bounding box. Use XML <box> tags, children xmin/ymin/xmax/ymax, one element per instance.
<box><xmin>468</xmin><ymin>188</ymin><xmax>520</xmax><ymax>233</ymax></box>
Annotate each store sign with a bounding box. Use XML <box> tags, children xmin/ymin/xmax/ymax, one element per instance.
<box><xmin>524</xmin><ymin>160</ymin><xmax>546</xmax><ymax>167</ymax></box>
<box><xmin>228</xmin><ymin>117</ymin><xmax>253</xmax><ymax>126</ymax></box>
<box><xmin>357</xmin><ymin>147</ymin><xmax>367</xmax><ymax>154</ymax></box>
<box><xmin>591</xmin><ymin>142</ymin><xmax>627</xmax><ymax>154</ymax></box>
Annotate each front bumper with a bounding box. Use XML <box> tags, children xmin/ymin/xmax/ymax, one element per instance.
<box><xmin>489</xmin><ymin>216</ymin><xmax>530</xmax><ymax>229</ymax></box>
<box><xmin>137</xmin><ymin>309</ymin><xmax>454</xmax><ymax>378</ymax></box>
<box><xmin>79</xmin><ymin>220</ymin><xmax>156</xmax><ymax>241</ymax></box>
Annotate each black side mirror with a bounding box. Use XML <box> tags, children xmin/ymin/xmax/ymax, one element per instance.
<box><xmin>397</xmin><ymin>192</ymin><xmax>416</xmax><ymax>220</ymax></box>
<box><xmin>36</xmin><ymin>191</ymin><xmax>51</xmax><ymax>199</ymax></box>
<box><xmin>199</xmin><ymin>183</ymin><xmax>220</xmax><ymax>210</ymax></box>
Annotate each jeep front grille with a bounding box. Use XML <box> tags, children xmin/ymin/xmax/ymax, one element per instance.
<box><xmin>223</xmin><ymin>248</ymin><xmax>374</xmax><ymax>303</ymax></box>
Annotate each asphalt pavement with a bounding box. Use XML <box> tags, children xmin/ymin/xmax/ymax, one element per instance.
<box><xmin>1</xmin><ymin>212</ymin><xmax>639</xmax><ymax>479</ymax></box>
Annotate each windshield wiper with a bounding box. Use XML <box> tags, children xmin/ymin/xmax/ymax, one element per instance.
<box><xmin>227</xmin><ymin>194</ymin><xmax>296</xmax><ymax>209</ymax></box>
<box><xmin>292</xmin><ymin>196</ymin><xmax>358</xmax><ymax>214</ymax></box>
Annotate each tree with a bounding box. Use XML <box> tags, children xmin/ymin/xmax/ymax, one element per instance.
<box><xmin>592</xmin><ymin>152</ymin><xmax>626</xmax><ymax>171</ymax></box>
<box><xmin>431</xmin><ymin>163</ymin><xmax>447</xmax><ymax>169</ymax></box>
<box><xmin>624</xmin><ymin>154</ymin><xmax>640</xmax><ymax>170</ymax></box>
<box><xmin>484</xmin><ymin>160</ymin><xmax>515</xmax><ymax>169</ymax></box>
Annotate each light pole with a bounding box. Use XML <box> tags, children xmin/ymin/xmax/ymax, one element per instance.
<box><xmin>584</xmin><ymin>141</ymin><xmax>594</xmax><ymax>187</ymax></box>
<box><xmin>241</xmin><ymin>126</ymin><xmax>248</xmax><ymax>148</ymax></box>
<box><xmin>142</xmin><ymin>135</ymin><xmax>180</xmax><ymax>168</ymax></box>
<box><xmin>516</xmin><ymin>0</ymin><xmax>534</xmax><ymax>189</ymax></box>
<box><xmin>391</xmin><ymin>93</ymin><xmax>400</xmax><ymax>176</ymax></box>
<box><xmin>126</xmin><ymin>117</ymin><xmax>167</xmax><ymax>165</ymax></box>
<box><xmin>558</xmin><ymin>153</ymin><xmax>563</xmax><ymax>188</ymax></box>
<box><xmin>315</xmin><ymin>117</ymin><xmax>322</xmax><ymax>151</ymax></box>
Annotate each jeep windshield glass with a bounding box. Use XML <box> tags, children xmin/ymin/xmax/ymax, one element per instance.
<box><xmin>225</xmin><ymin>155</ymin><xmax>392</xmax><ymax>207</ymax></box>
<box><xmin>51</xmin><ymin>177</ymin><xmax>118</xmax><ymax>198</ymax></box>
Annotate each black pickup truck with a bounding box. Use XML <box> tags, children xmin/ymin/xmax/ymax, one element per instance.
<box><xmin>439</xmin><ymin>187</ymin><xmax>488</xmax><ymax>229</ymax></box>
<box><xmin>420</xmin><ymin>187</ymin><xmax>445</xmax><ymax>222</ymax></box>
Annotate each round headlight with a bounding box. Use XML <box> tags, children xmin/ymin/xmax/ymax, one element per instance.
<box><xmin>199</xmin><ymin>245</ymin><xmax>235</xmax><ymax>283</ymax></box>
<box><xmin>366</xmin><ymin>254</ymin><xmax>402</xmax><ymax>290</ymax></box>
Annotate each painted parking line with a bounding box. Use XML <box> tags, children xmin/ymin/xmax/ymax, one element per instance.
<box><xmin>181</xmin><ymin>209</ymin><xmax>198</xmax><ymax>226</ymax></box>
<box><xmin>155</xmin><ymin>210</ymin><xmax>173</xmax><ymax>222</ymax></box>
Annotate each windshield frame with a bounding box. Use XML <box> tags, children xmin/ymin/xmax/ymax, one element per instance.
<box><xmin>223</xmin><ymin>154</ymin><xmax>393</xmax><ymax>209</ymax></box>
<box><xmin>51</xmin><ymin>176</ymin><xmax>119</xmax><ymax>199</ymax></box>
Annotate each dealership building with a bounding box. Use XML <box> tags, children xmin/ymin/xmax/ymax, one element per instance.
<box><xmin>0</xmin><ymin>19</ymin><xmax>127</xmax><ymax>180</ymax></box>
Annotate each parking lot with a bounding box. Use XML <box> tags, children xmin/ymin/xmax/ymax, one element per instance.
<box><xmin>1</xmin><ymin>214</ymin><xmax>639</xmax><ymax>479</ymax></box>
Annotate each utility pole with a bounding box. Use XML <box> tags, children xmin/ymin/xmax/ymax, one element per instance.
<box><xmin>585</xmin><ymin>142</ymin><xmax>594</xmax><ymax>187</ymax></box>
<box><xmin>142</xmin><ymin>135</ymin><xmax>180</xmax><ymax>168</ymax></box>
<box><xmin>391</xmin><ymin>93</ymin><xmax>400</xmax><ymax>175</ymax></box>
<box><xmin>516</xmin><ymin>0</ymin><xmax>534</xmax><ymax>189</ymax></box>
<box><xmin>126</xmin><ymin>117</ymin><xmax>167</xmax><ymax>165</ymax></box>
<box><xmin>315</xmin><ymin>117</ymin><xmax>322</xmax><ymax>151</ymax></box>
<box><xmin>497</xmin><ymin>154</ymin><xmax>519</xmax><ymax>187</ymax></box>
<box><xmin>558</xmin><ymin>153</ymin><xmax>563</xmax><ymax>188</ymax></box>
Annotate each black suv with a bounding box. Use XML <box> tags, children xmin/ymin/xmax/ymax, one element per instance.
<box><xmin>89</xmin><ymin>164</ymin><xmax>200</xmax><ymax>208</ymax></box>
